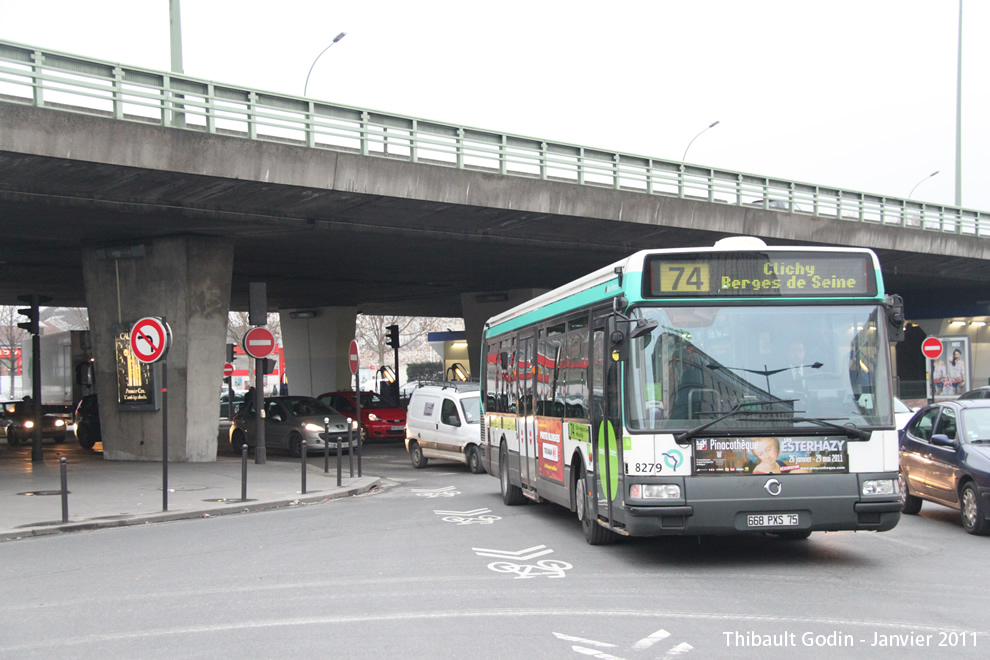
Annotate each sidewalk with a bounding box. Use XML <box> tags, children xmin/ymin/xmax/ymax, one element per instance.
<box><xmin>0</xmin><ymin>440</ymin><xmax>380</xmax><ymax>542</ymax></box>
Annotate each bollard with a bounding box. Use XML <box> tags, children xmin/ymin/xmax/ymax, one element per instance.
<box><xmin>338</xmin><ymin>419</ymin><xmax>347</xmax><ymax>487</ymax></box>
<box><xmin>60</xmin><ymin>456</ymin><xmax>68</xmax><ymax>523</ymax></box>
<box><xmin>300</xmin><ymin>440</ymin><xmax>307</xmax><ymax>494</ymax></box>
<box><xmin>241</xmin><ymin>444</ymin><xmax>248</xmax><ymax>501</ymax></box>
<box><xmin>323</xmin><ymin>417</ymin><xmax>330</xmax><ymax>474</ymax></box>
<box><xmin>347</xmin><ymin>424</ymin><xmax>361</xmax><ymax>479</ymax></box>
<box><xmin>357</xmin><ymin>420</ymin><xmax>363</xmax><ymax>477</ymax></box>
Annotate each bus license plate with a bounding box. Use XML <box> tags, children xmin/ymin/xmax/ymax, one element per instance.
<box><xmin>747</xmin><ymin>513</ymin><xmax>799</xmax><ymax>527</ymax></box>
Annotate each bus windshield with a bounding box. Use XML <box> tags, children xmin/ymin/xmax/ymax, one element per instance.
<box><xmin>625</xmin><ymin>304</ymin><xmax>893</xmax><ymax>433</ymax></box>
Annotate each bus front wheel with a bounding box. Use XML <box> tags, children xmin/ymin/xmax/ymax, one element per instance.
<box><xmin>576</xmin><ymin>468</ymin><xmax>616</xmax><ymax>546</ymax></box>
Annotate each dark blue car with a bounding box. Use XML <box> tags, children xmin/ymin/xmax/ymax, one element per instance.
<box><xmin>899</xmin><ymin>399</ymin><xmax>990</xmax><ymax>535</ymax></box>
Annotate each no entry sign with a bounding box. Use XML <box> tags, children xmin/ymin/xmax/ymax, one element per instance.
<box><xmin>130</xmin><ymin>317</ymin><xmax>171</xmax><ymax>364</ymax></box>
<box><xmin>349</xmin><ymin>339</ymin><xmax>360</xmax><ymax>375</ymax></box>
<box><xmin>921</xmin><ymin>336</ymin><xmax>944</xmax><ymax>360</ymax></box>
<box><xmin>243</xmin><ymin>327</ymin><xmax>276</xmax><ymax>359</ymax></box>
<box><xmin>223</xmin><ymin>362</ymin><xmax>234</xmax><ymax>377</ymax></box>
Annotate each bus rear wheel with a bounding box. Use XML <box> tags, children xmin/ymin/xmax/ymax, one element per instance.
<box><xmin>499</xmin><ymin>444</ymin><xmax>525</xmax><ymax>505</ymax></box>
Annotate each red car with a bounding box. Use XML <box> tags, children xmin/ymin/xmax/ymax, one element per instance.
<box><xmin>317</xmin><ymin>391</ymin><xmax>406</xmax><ymax>440</ymax></box>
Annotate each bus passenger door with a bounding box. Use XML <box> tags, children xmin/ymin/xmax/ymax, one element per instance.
<box><xmin>518</xmin><ymin>333</ymin><xmax>538</xmax><ymax>490</ymax></box>
<box><xmin>591</xmin><ymin>314</ymin><xmax>621</xmax><ymax>525</ymax></box>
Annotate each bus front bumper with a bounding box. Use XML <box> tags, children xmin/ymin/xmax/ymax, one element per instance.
<box><xmin>618</xmin><ymin>472</ymin><xmax>901</xmax><ymax>536</ymax></box>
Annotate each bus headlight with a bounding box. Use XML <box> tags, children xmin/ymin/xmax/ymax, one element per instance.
<box><xmin>630</xmin><ymin>484</ymin><xmax>681</xmax><ymax>499</ymax></box>
<box><xmin>862</xmin><ymin>479</ymin><xmax>898</xmax><ymax>496</ymax></box>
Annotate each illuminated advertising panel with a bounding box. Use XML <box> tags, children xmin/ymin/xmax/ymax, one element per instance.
<box><xmin>113</xmin><ymin>322</ymin><xmax>160</xmax><ymax>411</ymax></box>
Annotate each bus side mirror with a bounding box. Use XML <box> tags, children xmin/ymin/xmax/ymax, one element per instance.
<box><xmin>885</xmin><ymin>294</ymin><xmax>905</xmax><ymax>343</ymax></box>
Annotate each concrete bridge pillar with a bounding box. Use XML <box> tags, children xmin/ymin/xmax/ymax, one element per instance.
<box><xmin>279</xmin><ymin>307</ymin><xmax>358</xmax><ymax>397</ymax></box>
<box><xmin>82</xmin><ymin>236</ymin><xmax>234</xmax><ymax>461</ymax></box>
<box><xmin>460</xmin><ymin>289</ymin><xmax>548</xmax><ymax>377</ymax></box>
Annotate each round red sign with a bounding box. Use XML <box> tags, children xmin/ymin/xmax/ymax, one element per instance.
<box><xmin>130</xmin><ymin>317</ymin><xmax>171</xmax><ymax>364</ymax></box>
<box><xmin>348</xmin><ymin>339</ymin><xmax>360</xmax><ymax>375</ymax></box>
<box><xmin>223</xmin><ymin>363</ymin><xmax>234</xmax><ymax>377</ymax></box>
<box><xmin>243</xmin><ymin>327</ymin><xmax>276</xmax><ymax>359</ymax></box>
<box><xmin>921</xmin><ymin>336</ymin><xmax>943</xmax><ymax>360</ymax></box>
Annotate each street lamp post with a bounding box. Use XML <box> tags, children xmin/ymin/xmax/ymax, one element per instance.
<box><xmin>304</xmin><ymin>32</ymin><xmax>347</xmax><ymax>97</ymax></box>
<box><xmin>908</xmin><ymin>171</ymin><xmax>939</xmax><ymax>199</ymax></box>
<box><xmin>682</xmin><ymin>120</ymin><xmax>720</xmax><ymax>162</ymax></box>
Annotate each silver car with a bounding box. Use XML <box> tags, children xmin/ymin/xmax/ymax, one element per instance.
<box><xmin>229</xmin><ymin>396</ymin><xmax>355</xmax><ymax>457</ymax></box>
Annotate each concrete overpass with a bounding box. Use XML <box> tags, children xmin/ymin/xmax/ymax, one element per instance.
<box><xmin>3</xmin><ymin>39</ymin><xmax>990</xmax><ymax>461</ymax></box>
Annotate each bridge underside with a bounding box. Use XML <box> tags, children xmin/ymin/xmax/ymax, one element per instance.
<box><xmin>2</xmin><ymin>102</ymin><xmax>990</xmax><ymax>319</ymax></box>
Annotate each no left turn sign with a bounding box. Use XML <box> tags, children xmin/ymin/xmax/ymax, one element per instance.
<box><xmin>130</xmin><ymin>317</ymin><xmax>172</xmax><ymax>364</ymax></box>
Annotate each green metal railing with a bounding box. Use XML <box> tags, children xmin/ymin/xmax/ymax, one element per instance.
<box><xmin>2</xmin><ymin>38</ymin><xmax>986</xmax><ymax>236</ymax></box>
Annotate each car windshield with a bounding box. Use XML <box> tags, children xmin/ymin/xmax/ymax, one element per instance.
<box><xmin>625</xmin><ymin>304</ymin><xmax>894</xmax><ymax>433</ymax></box>
<box><xmin>460</xmin><ymin>396</ymin><xmax>481</xmax><ymax>424</ymax></box>
<box><xmin>357</xmin><ymin>393</ymin><xmax>395</xmax><ymax>409</ymax></box>
<box><xmin>284</xmin><ymin>397</ymin><xmax>335</xmax><ymax>417</ymax></box>
<box><xmin>961</xmin><ymin>408</ymin><xmax>990</xmax><ymax>443</ymax></box>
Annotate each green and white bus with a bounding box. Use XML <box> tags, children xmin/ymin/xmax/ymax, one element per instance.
<box><xmin>480</xmin><ymin>237</ymin><xmax>905</xmax><ymax>544</ymax></box>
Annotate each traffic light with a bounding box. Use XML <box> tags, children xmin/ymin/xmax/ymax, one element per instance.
<box><xmin>226</xmin><ymin>343</ymin><xmax>235</xmax><ymax>363</ymax></box>
<box><xmin>16</xmin><ymin>294</ymin><xmax>45</xmax><ymax>335</ymax></box>
<box><xmin>262</xmin><ymin>357</ymin><xmax>277</xmax><ymax>375</ymax></box>
<box><xmin>385</xmin><ymin>324</ymin><xmax>399</xmax><ymax>349</ymax></box>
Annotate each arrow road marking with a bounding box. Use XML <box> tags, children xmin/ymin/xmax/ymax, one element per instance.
<box><xmin>632</xmin><ymin>629</ymin><xmax>671</xmax><ymax>649</ymax></box>
<box><xmin>553</xmin><ymin>628</ymin><xmax>692</xmax><ymax>659</ymax></box>
<box><xmin>662</xmin><ymin>642</ymin><xmax>694</xmax><ymax>658</ymax></box>
<box><xmin>433</xmin><ymin>508</ymin><xmax>492</xmax><ymax>515</ymax></box>
<box><xmin>552</xmin><ymin>633</ymin><xmax>616</xmax><ymax>648</ymax></box>
<box><xmin>572</xmin><ymin>648</ymin><xmax>624</xmax><ymax>659</ymax></box>
<box><xmin>412</xmin><ymin>486</ymin><xmax>460</xmax><ymax>497</ymax></box>
<box><xmin>472</xmin><ymin>544</ymin><xmax>553</xmax><ymax>561</ymax></box>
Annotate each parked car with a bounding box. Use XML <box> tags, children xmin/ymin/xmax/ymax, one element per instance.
<box><xmin>958</xmin><ymin>386</ymin><xmax>990</xmax><ymax>400</ymax></box>
<box><xmin>229</xmin><ymin>396</ymin><xmax>355</xmax><ymax>457</ymax></box>
<box><xmin>317</xmin><ymin>391</ymin><xmax>406</xmax><ymax>441</ymax></box>
<box><xmin>1</xmin><ymin>399</ymin><xmax>68</xmax><ymax>446</ymax></box>
<box><xmin>74</xmin><ymin>394</ymin><xmax>102</xmax><ymax>449</ymax></box>
<box><xmin>219</xmin><ymin>392</ymin><xmax>245</xmax><ymax>419</ymax></box>
<box><xmin>405</xmin><ymin>382</ymin><xmax>484</xmax><ymax>472</ymax></box>
<box><xmin>899</xmin><ymin>399</ymin><xmax>990</xmax><ymax>535</ymax></box>
<box><xmin>894</xmin><ymin>397</ymin><xmax>914</xmax><ymax>430</ymax></box>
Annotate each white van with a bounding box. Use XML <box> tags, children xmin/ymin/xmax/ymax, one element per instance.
<box><xmin>404</xmin><ymin>382</ymin><xmax>485</xmax><ymax>473</ymax></box>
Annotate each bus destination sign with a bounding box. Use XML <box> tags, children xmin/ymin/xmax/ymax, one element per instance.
<box><xmin>645</xmin><ymin>251</ymin><xmax>876</xmax><ymax>298</ymax></box>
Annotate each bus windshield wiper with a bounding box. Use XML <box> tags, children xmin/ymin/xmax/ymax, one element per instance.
<box><xmin>673</xmin><ymin>400</ymin><xmax>790</xmax><ymax>446</ymax></box>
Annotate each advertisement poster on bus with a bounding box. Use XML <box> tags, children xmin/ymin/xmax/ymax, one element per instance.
<box><xmin>928</xmin><ymin>335</ymin><xmax>970</xmax><ymax>400</ymax></box>
<box><xmin>538</xmin><ymin>417</ymin><xmax>564</xmax><ymax>483</ymax></box>
<box><xmin>693</xmin><ymin>437</ymin><xmax>848</xmax><ymax>475</ymax></box>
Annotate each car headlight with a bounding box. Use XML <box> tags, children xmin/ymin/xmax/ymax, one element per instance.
<box><xmin>24</xmin><ymin>420</ymin><xmax>34</xmax><ymax>429</ymax></box>
<box><xmin>862</xmin><ymin>479</ymin><xmax>899</xmax><ymax>496</ymax></box>
<box><xmin>55</xmin><ymin>419</ymin><xmax>65</xmax><ymax>427</ymax></box>
<box><xmin>630</xmin><ymin>484</ymin><xmax>681</xmax><ymax>499</ymax></box>
<box><xmin>366</xmin><ymin>413</ymin><xmax>380</xmax><ymax>422</ymax></box>
<box><xmin>303</xmin><ymin>423</ymin><xmax>324</xmax><ymax>432</ymax></box>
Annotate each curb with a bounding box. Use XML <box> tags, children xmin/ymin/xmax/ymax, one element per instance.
<box><xmin>0</xmin><ymin>477</ymin><xmax>381</xmax><ymax>542</ymax></box>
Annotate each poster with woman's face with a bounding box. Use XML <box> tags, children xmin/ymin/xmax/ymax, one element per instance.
<box><xmin>929</xmin><ymin>336</ymin><xmax>970</xmax><ymax>400</ymax></box>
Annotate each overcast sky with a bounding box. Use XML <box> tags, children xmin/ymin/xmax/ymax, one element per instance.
<box><xmin>3</xmin><ymin>0</ymin><xmax>988</xmax><ymax>211</ymax></box>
